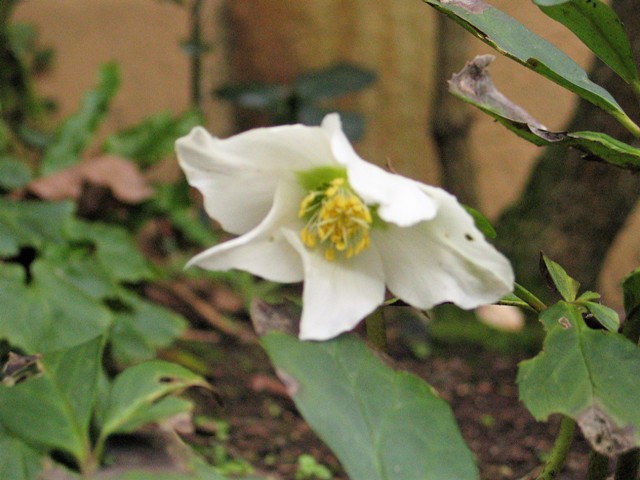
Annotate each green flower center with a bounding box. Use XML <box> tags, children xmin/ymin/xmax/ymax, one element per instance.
<box><xmin>298</xmin><ymin>178</ymin><xmax>372</xmax><ymax>261</ymax></box>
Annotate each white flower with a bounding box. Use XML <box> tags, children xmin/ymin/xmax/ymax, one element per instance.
<box><xmin>176</xmin><ymin>114</ymin><xmax>514</xmax><ymax>340</ymax></box>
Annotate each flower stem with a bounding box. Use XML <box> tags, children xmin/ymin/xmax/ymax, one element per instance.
<box><xmin>585</xmin><ymin>451</ymin><xmax>609</xmax><ymax>480</ymax></box>
<box><xmin>615</xmin><ymin>448</ymin><xmax>640</xmax><ymax>480</ymax></box>
<box><xmin>536</xmin><ymin>416</ymin><xmax>576</xmax><ymax>480</ymax></box>
<box><xmin>513</xmin><ymin>282</ymin><xmax>547</xmax><ymax>313</ymax></box>
<box><xmin>366</xmin><ymin>308</ymin><xmax>388</xmax><ymax>353</ymax></box>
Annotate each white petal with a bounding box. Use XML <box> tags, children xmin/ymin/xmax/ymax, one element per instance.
<box><xmin>283</xmin><ymin>229</ymin><xmax>386</xmax><ymax>341</ymax></box>
<box><xmin>187</xmin><ymin>181</ymin><xmax>304</xmax><ymax>283</ymax></box>
<box><xmin>321</xmin><ymin>114</ymin><xmax>437</xmax><ymax>227</ymax></box>
<box><xmin>176</xmin><ymin>124</ymin><xmax>337</xmax><ymax>235</ymax></box>
<box><xmin>373</xmin><ymin>187</ymin><xmax>514</xmax><ymax>310</ymax></box>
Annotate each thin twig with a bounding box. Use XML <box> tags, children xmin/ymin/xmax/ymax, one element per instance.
<box><xmin>536</xmin><ymin>416</ymin><xmax>576</xmax><ymax>480</ymax></box>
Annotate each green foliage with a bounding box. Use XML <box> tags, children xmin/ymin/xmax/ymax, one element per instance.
<box><xmin>103</xmin><ymin>109</ymin><xmax>203</xmax><ymax>168</ymax></box>
<box><xmin>261</xmin><ymin>332</ymin><xmax>479</xmax><ymax>480</ymax></box>
<box><xmin>295</xmin><ymin>454</ymin><xmax>332</xmax><ymax>480</ymax></box>
<box><xmin>518</xmin><ymin>302</ymin><xmax>640</xmax><ymax>456</ymax></box>
<box><xmin>0</xmin><ymin>426</ymin><xmax>43</xmax><ymax>480</ymax></box>
<box><xmin>0</xmin><ymin>156</ymin><xmax>32</xmax><ymax>190</ymax></box>
<box><xmin>534</xmin><ymin>0</ymin><xmax>639</xmax><ymax>85</ymax></box>
<box><xmin>215</xmin><ymin>63</ymin><xmax>376</xmax><ymax>141</ymax></box>
<box><xmin>40</xmin><ymin>62</ymin><xmax>120</xmax><ymax>175</ymax></box>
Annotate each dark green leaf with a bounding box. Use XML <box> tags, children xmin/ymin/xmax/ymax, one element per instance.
<box><xmin>463</xmin><ymin>205</ymin><xmax>497</xmax><ymax>239</ymax></box>
<box><xmin>110</xmin><ymin>291</ymin><xmax>186</xmax><ymax>366</ymax></box>
<box><xmin>99</xmin><ymin>361</ymin><xmax>210</xmax><ymax>441</ymax></box>
<box><xmin>0</xmin><ymin>157</ymin><xmax>32</xmax><ymax>190</ymax></box>
<box><xmin>261</xmin><ymin>332</ymin><xmax>478</xmax><ymax>480</ymax></box>
<box><xmin>540</xmin><ymin>254</ymin><xmax>580</xmax><ymax>301</ymax></box>
<box><xmin>0</xmin><ymin>199</ymin><xmax>74</xmax><ymax>257</ymax></box>
<box><xmin>214</xmin><ymin>83</ymin><xmax>289</xmax><ymax>110</ymax></box>
<box><xmin>0</xmin><ymin>259</ymin><xmax>112</xmax><ymax>353</ymax></box>
<box><xmin>623</xmin><ymin>268</ymin><xmax>640</xmax><ymax>318</ymax></box>
<box><xmin>582</xmin><ymin>301</ymin><xmax>620</xmax><ymax>332</ymax></box>
<box><xmin>294</xmin><ymin>63</ymin><xmax>376</xmax><ymax>100</ymax></box>
<box><xmin>103</xmin><ymin>110</ymin><xmax>202</xmax><ymax>168</ymax></box>
<box><xmin>518</xmin><ymin>302</ymin><xmax>640</xmax><ymax>456</ymax></box>
<box><xmin>40</xmin><ymin>62</ymin><xmax>120</xmax><ymax>175</ymax></box>
<box><xmin>0</xmin><ymin>427</ymin><xmax>43</xmax><ymax>480</ymax></box>
<box><xmin>0</xmin><ymin>337</ymin><xmax>102</xmax><ymax>465</ymax></box>
<box><xmin>423</xmin><ymin>0</ymin><xmax>633</xmax><ymax>125</ymax></box>
<box><xmin>448</xmin><ymin>55</ymin><xmax>640</xmax><ymax>170</ymax></box>
<box><xmin>534</xmin><ymin>0</ymin><xmax>639</xmax><ymax>84</ymax></box>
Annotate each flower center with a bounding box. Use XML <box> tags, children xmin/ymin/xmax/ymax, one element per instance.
<box><xmin>298</xmin><ymin>178</ymin><xmax>372</xmax><ymax>261</ymax></box>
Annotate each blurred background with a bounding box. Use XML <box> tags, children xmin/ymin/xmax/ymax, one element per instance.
<box><xmin>12</xmin><ymin>0</ymin><xmax>640</xmax><ymax>309</ymax></box>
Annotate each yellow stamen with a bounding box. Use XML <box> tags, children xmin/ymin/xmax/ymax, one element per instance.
<box><xmin>298</xmin><ymin>178</ymin><xmax>372</xmax><ymax>261</ymax></box>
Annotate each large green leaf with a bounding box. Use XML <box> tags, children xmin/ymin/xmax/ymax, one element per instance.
<box><xmin>518</xmin><ymin>302</ymin><xmax>640</xmax><ymax>456</ymax></box>
<box><xmin>0</xmin><ymin>427</ymin><xmax>43</xmax><ymax>480</ymax></box>
<box><xmin>422</xmin><ymin>0</ymin><xmax>634</xmax><ymax>126</ymax></box>
<box><xmin>448</xmin><ymin>55</ymin><xmax>640</xmax><ymax>170</ymax></box>
<box><xmin>103</xmin><ymin>109</ymin><xmax>202</xmax><ymax>168</ymax></box>
<box><xmin>0</xmin><ymin>199</ymin><xmax>74</xmax><ymax>257</ymax></box>
<box><xmin>261</xmin><ymin>332</ymin><xmax>478</xmax><ymax>480</ymax></box>
<box><xmin>40</xmin><ymin>62</ymin><xmax>120</xmax><ymax>175</ymax></box>
<box><xmin>0</xmin><ymin>337</ymin><xmax>102</xmax><ymax>466</ymax></box>
<box><xmin>99</xmin><ymin>360</ymin><xmax>210</xmax><ymax>441</ymax></box>
<box><xmin>534</xmin><ymin>0</ymin><xmax>639</xmax><ymax>85</ymax></box>
<box><xmin>0</xmin><ymin>260</ymin><xmax>111</xmax><ymax>353</ymax></box>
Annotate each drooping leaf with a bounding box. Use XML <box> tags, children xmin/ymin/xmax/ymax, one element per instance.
<box><xmin>0</xmin><ymin>337</ymin><xmax>102</xmax><ymax>466</ymax></box>
<box><xmin>0</xmin><ymin>427</ymin><xmax>43</xmax><ymax>480</ymax></box>
<box><xmin>40</xmin><ymin>62</ymin><xmax>120</xmax><ymax>175</ymax></box>
<box><xmin>99</xmin><ymin>360</ymin><xmax>210</xmax><ymax>441</ymax></box>
<box><xmin>448</xmin><ymin>55</ymin><xmax>640</xmax><ymax>170</ymax></box>
<box><xmin>0</xmin><ymin>259</ymin><xmax>111</xmax><ymax>353</ymax></box>
<box><xmin>261</xmin><ymin>331</ymin><xmax>478</xmax><ymax>480</ymax></box>
<box><xmin>422</xmin><ymin>0</ymin><xmax>634</xmax><ymax>126</ymax></box>
<box><xmin>103</xmin><ymin>110</ymin><xmax>203</xmax><ymax>168</ymax></box>
<box><xmin>540</xmin><ymin>254</ymin><xmax>581</xmax><ymax>302</ymax></box>
<box><xmin>518</xmin><ymin>302</ymin><xmax>640</xmax><ymax>456</ymax></box>
<box><xmin>294</xmin><ymin>63</ymin><xmax>376</xmax><ymax>100</ymax></box>
<box><xmin>0</xmin><ymin>198</ymin><xmax>74</xmax><ymax>257</ymax></box>
<box><xmin>534</xmin><ymin>0</ymin><xmax>639</xmax><ymax>85</ymax></box>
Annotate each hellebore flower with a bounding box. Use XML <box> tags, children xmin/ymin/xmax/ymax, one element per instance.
<box><xmin>176</xmin><ymin>114</ymin><xmax>514</xmax><ymax>340</ymax></box>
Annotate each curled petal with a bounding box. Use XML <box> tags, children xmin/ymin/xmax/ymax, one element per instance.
<box><xmin>283</xmin><ymin>229</ymin><xmax>386</xmax><ymax>341</ymax></box>
<box><xmin>374</xmin><ymin>187</ymin><xmax>514</xmax><ymax>309</ymax></box>
<box><xmin>176</xmin><ymin>124</ymin><xmax>336</xmax><ymax>235</ymax></box>
<box><xmin>187</xmin><ymin>181</ymin><xmax>305</xmax><ymax>283</ymax></box>
<box><xmin>321</xmin><ymin>114</ymin><xmax>437</xmax><ymax>227</ymax></box>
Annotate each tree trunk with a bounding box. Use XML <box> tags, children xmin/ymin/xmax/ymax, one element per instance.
<box><xmin>495</xmin><ymin>0</ymin><xmax>640</xmax><ymax>299</ymax></box>
<box><xmin>430</xmin><ymin>15</ymin><xmax>478</xmax><ymax>207</ymax></box>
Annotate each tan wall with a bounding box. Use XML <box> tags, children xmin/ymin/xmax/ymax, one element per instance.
<box><xmin>14</xmin><ymin>0</ymin><xmax>639</xmax><ymax>308</ymax></box>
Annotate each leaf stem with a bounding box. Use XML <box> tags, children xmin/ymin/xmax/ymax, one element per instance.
<box><xmin>614</xmin><ymin>110</ymin><xmax>640</xmax><ymax>139</ymax></box>
<box><xmin>365</xmin><ymin>308</ymin><xmax>388</xmax><ymax>353</ymax></box>
<box><xmin>536</xmin><ymin>416</ymin><xmax>576</xmax><ymax>480</ymax></box>
<box><xmin>615</xmin><ymin>448</ymin><xmax>640</xmax><ymax>480</ymax></box>
<box><xmin>513</xmin><ymin>282</ymin><xmax>547</xmax><ymax>313</ymax></box>
<box><xmin>585</xmin><ymin>451</ymin><xmax>609</xmax><ymax>480</ymax></box>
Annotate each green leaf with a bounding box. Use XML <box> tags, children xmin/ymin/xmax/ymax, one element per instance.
<box><xmin>518</xmin><ymin>302</ymin><xmax>640</xmax><ymax>456</ymax></box>
<box><xmin>582</xmin><ymin>301</ymin><xmax>620</xmax><ymax>332</ymax></box>
<box><xmin>540</xmin><ymin>254</ymin><xmax>580</xmax><ymax>301</ymax></box>
<box><xmin>0</xmin><ymin>259</ymin><xmax>112</xmax><ymax>353</ymax></box>
<box><xmin>99</xmin><ymin>360</ymin><xmax>210</xmax><ymax>440</ymax></box>
<box><xmin>40</xmin><ymin>62</ymin><xmax>120</xmax><ymax>175</ymax></box>
<box><xmin>261</xmin><ymin>332</ymin><xmax>478</xmax><ymax>480</ymax></box>
<box><xmin>110</xmin><ymin>291</ymin><xmax>186</xmax><ymax>366</ymax></box>
<box><xmin>422</xmin><ymin>0</ymin><xmax>633</xmax><ymax>126</ymax></box>
<box><xmin>0</xmin><ymin>427</ymin><xmax>43</xmax><ymax>480</ymax></box>
<box><xmin>294</xmin><ymin>63</ymin><xmax>376</xmax><ymax>100</ymax></box>
<box><xmin>463</xmin><ymin>205</ymin><xmax>497</xmax><ymax>239</ymax></box>
<box><xmin>0</xmin><ymin>337</ymin><xmax>102</xmax><ymax>465</ymax></box>
<box><xmin>576</xmin><ymin>290</ymin><xmax>601</xmax><ymax>302</ymax></box>
<box><xmin>0</xmin><ymin>157</ymin><xmax>32</xmax><ymax>190</ymax></box>
<box><xmin>103</xmin><ymin>110</ymin><xmax>202</xmax><ymax>168</ymax></box>
<box><xmin>447</xmin><ymin>55</ymin><xmax>640</xmax><ymax>170</ymax></box>
<box><xmin>534</xmin><ymin>0</ymin><xmax>639</xmax><ymax>84</ymax></box>
<box><xmin>0</xmin><ymin>198</ymin><xmax>74</xmax><ymax>257</ymax></box>
<box><xmin>623</xmin><ymin>268</ymin><xmax>640</xmax><ymax>318</ymax></box>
